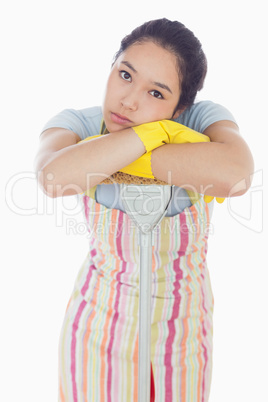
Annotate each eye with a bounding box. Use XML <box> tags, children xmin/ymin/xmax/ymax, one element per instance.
<box><xmin>149</xmin><ymin>90</ymin><xmax>164</xmax><ymax>99</ymax></box>
<box><xmin>120</xmin><ymin>70</ymin><xmax>132</xmax><ymax>82</ymax></box>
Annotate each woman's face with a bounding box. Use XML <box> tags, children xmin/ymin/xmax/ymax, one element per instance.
<box><xmin>102</xmin><ymin>41</ymin><xmax>182</xmax><ymax>132</ymax></box>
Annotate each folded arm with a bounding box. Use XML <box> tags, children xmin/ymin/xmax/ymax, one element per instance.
<box><xmin>151</xmin><ymin>120</ymin><xmax>254</xmax><ymax>197</ymax></box>
<box><xmin>35</xmin><ymin>119</ymin><xmax>254</xmax><ymax>199</ymax></box>
<box><xmin>34</xmin><ymin>127</ymin><xmax>146</xmax><ymax>197</ymax></box>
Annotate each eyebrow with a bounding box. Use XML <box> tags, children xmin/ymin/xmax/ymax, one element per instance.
<box><xmin>152</xmin><ymin>81</ymin><xmax>173</xmax><ymax>94</ymax></box>
<box><xmin>121</xmin><ymin>60</ymin><xmax>173</xmax><ymax>94</ymax></box>
<box><xmin>121</xmin><ymin>61</ymin><xmax>137</xmax><ymax>73</ymax></box>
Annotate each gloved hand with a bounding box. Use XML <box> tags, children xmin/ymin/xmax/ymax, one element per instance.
<box><xmin>119</xmin><ymin>151</ymin><xmax>154</xmax><ymax>178</ymax></box>
<box><xmin>132</xmin><ymin>120</ymin><xmax>210</xmax><ymax>152</ymax></box>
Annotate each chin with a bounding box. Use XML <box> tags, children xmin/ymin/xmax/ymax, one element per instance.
<box><xmin>105</xmin><ymin>122</ymin><xmax>121</xmax><ymax>133</ymax></box>
<box><xmin>106</xmin><ymin>121</ymin><xmax>132</xmax><ymax>133</ymax></box>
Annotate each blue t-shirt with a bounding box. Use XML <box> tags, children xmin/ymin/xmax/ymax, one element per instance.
<box><xmin>41</xmin><ymin>101</ymin><xmax>236</xmax><ymax>216</ymax></box>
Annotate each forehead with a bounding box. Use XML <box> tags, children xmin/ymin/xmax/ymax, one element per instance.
<box><xmin>116</xmin><ymin>41</ymin><xmax>180</xmax><ymax>89</ymax></box>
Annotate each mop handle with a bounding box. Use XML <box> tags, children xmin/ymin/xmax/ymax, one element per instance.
<box><xmin>120</xmin><ymin>184</ymin><xmax>173</xmax><ymax>402</ymax></box>
<box><xmin>138</xmin><ymin>230</ymin><xmax>153</xmax><ymax>402</ymax></box>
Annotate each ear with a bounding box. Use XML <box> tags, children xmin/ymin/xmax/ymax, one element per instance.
<box><xmin>172</xmin><ymin>107</ymin><xmax>186</xmax><ymax>119</ymax></box>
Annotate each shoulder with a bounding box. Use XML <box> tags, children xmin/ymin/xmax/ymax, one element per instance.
<box><xmin>41</xmin><ymin>106</ymin><xmax>103</xmax><ymax>140</ymax></box>
<box><xmin>174</xmin><ymin>100</ymin><xmax>237</xmax><ymax>133</ymax></box>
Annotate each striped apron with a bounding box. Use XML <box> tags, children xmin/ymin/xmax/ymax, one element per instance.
<box><xmin>58</xmin><ymin>192</ymin><xmax>214</xmax><ymax>402</ymax></box>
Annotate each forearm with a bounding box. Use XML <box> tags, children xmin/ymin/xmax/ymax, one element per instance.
<box><xmin>151</xmin><ymin>140</ymin><xmax>253</xmax><ymax>197</ymax></box>
<box><xmin>37</xmin><ymin>128</ymin><xmax>145</xmax><ymax>197</ymax></box>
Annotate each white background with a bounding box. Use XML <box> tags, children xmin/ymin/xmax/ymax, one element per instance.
<box><xmin>1</xmin><ymin>0</ymin><xmax>267</xmax><ymax>401</ymax></box>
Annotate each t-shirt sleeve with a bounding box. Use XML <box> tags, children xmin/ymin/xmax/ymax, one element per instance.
<box><xmin>40</xmin><ymin>106</ymin><xmax>103</xmax><ymax>140</ymax></box>
<box><xmin>175</xmin><ymin>100</ymin><xmax>237</xmax><ymax>133</ymax></box>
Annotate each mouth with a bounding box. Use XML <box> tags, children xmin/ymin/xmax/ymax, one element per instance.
<box><xmin>110</xmin><ymin>112</ymin><xmax>133</xmax><ymax>125</ymax></box>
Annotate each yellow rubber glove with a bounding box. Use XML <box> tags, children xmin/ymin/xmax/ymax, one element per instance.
<box><xmin>203</xmin><ymin>195</ymin><xmax>225</xmax><ymax>203</ymax></box>
<box><xmin>120</xmin><ymin>151</ymin><xmax>154</xmax><ymax>178</ymax></box>
<box><xmin>132</xmin><ymin>120</ymin><xmax>210</xmax><ymax>152</ymax></box>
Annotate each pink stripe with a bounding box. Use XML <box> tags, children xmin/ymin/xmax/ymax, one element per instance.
<box><xmin>83</xmin><ymin>196</ymin><xmax>90</xmax><ymax>221</ymax></box>
<box><xmin>71</xmin><ymin>299</ymin><xmax>87</xmax><ymax>401</ymax></box>
<box><xmin>81</xmin><ymin>264</ymin><xmax>95</xmax><ymax>296</ymax></box>
<box><xmin>122</xmin><ymin>216</ymin><xmax>132</xmax><ymax>263</ymax></box>
<box><xmin>200</xmin><ymin>268</ymin><xmax>209</xmax><ymax>401</ymax></box>
<box><xmin>164</xmin><ymin>213</ymin><xmax>187</xmax><ymax>400</ymax></box>
<box><xmin>199</xmin><ymin>204</ymin><xmax>210</xmax><ymax>401</ymax></box>
<box><xmin>199</xmin><ymin>208</ymin><xmax>210</xmax><ymax>401</ymax></box>
<box><xmin>201</xmin><ymin>321</ymin><xmax>209</xmax><ymax>402</ymax></box>
<box><xmin>107</xmin><ymin>211</ymin><xmax>125</xmax><ymax>402</ymax></box>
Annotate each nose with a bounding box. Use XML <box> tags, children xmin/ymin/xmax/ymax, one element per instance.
<box><xmin>120</xmin><ymin>91</ymin><xmax>138</xmax><ymax>111</ymax></box>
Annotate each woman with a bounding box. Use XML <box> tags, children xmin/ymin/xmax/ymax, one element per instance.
<box><xmin>35</xmin><ymin>18</ymin><xmax>253</xmax><ymax>402</ymax></box>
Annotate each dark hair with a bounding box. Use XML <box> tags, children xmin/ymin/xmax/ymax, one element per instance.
<box><xmin>113</xmin><ymin>18</ymin><xmax>207</xmax><ymax>111</ymax></box>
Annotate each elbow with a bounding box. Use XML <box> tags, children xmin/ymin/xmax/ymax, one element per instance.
<box><xmin>228</xmin><ymin>142</ymin><xmax>255</xmax><ymax>197</ymax></box>
<box><xmin>34</xmin><ymin>156</ymin><xmax>58</xmax><ymax>198</ymax></box>
<box><xmin>210</xmin><ymin>154</ymin><xmax>255</xmax><ymax>198</ymax></box>
<box><xmin>36</xmin><ymin>165</ymin><xmax>86</xmax><ymax>198</ymax></box>
<box><xmin>34</xmin><ymin>154</ymin><xmax>82</xmax><ymax>198</ymax></box>
<box><xmin>226</xmin><ymin>160</ymin><xmax>255</xmax><ymax>198</ymax></box>
<box><xmin>36</xmin><ymin>167</ymin><xmax>58</xmax><ymax>198</ymax></box>
<box><xmin>213</xmin><ymin>134</ymin><xmax>255</xmax><ymax>198</ymax></box>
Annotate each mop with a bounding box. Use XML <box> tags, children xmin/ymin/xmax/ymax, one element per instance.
<box><xmin>121</xmin><ymin>183</ymin><xmax>173</xmax><ymax>402</ymax></box>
